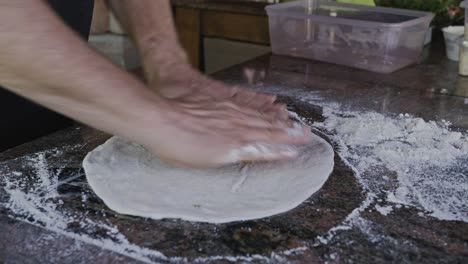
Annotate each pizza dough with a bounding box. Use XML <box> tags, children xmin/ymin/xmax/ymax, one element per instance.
<box><xmin>83</xmin><ymin>135</ymin><xmax>334</xmax><ymax>224</ymax></box>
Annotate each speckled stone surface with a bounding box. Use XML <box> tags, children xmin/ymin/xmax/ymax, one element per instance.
<box><xmin>1</xmin><ymin>33</ymin><xmax>467</xmax><ymax>263</ymax></box>
<box><xmin>0</xmin><ymin>105</ymin><xmax>362</xmax><ymax>263</ymax></box>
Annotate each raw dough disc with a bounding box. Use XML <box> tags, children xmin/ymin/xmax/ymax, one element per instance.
<box><xmin>83</xmin><ymin>135</ymin><xmax>334</xmax><ymax>224</ymax></box>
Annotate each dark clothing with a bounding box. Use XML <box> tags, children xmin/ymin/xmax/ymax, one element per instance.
<box><xmin>48</xmin><ymin>0</ymin><xmax>94</xmax><ymax>39</ymax></box>
<box><xmin>0</xmin><ymin>1</ymin><xmax>94</xmax><ymax>152</ymax></box>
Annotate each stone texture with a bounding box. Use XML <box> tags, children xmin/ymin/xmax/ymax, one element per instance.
<box><xmin>0</xmin><ymin>32</ymin><xmax>467</xmax><ymax>263</ymax></box>
<box><xmin>0</xmin><ymin>107</ymin><xmax>363</xmax><ymax>263</ymax></box>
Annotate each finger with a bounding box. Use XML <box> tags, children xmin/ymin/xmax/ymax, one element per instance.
<box><xmin>250</xmin><ymin>94</ymin><xmax>277</xmax><ymax>111</ymax></box>
<box><xmin>236</xmin><ymin>146</ymin><xmax>298</xmax><ymax>163</ymax></box>
<box><xmin>228</xmin><ymin>85</ymin><xmax>242</xmax><ymax>98</ymax></box>
<box><xmin>180</xmin><ymin>100</ymin><xmax>289</xmax><ymax>128</ymax></box>
<box><xmin>218</xmin><ymin>101</ymin><xmax>283</xmax><ymax>122</ymax></box>
<box><xmin>240</xmin><ymin>124</ymin><xmax>312</xmax><ymax>145</ymax></box>
<box><xmin>179</xmin><ymin>100</ymin><xmax>262</xmax><ymax>117</ymax></box>
<box><xmin>232</xmin><ymin>99</ymin><xmax>288</xmax><ymax>121</ymax></box>
<box><xmin>239</xmin><ymin>108</ymin><xmax>294</xmax><ymax>128</ymax></box>
<box><xmin>234</xmin><ymin>89</ymin><xmax>276</xmax><ymax>110</ymax></box>
<box><xmin>264</xmin><ymin>104</ymin><xmax>289</xmax><ymax>120</ymax></box>
<box><xmin>233</xmin><ymin>115</ymin><xmax>294</xmax><ymax>129</ymax></box>
<box><xmin>220</xmin><ymin>142</ymin><xmax>298</xmax><ymax>165</ymax></box>
<box><xmin>232</xmin><ymin>89</ymin><xmax>258</xmax><ymax>107</ymax></box>
<box><xmin>253</xmin><ymin>93</ymin><xmax>277</xmax><ymax>110</ymax></box>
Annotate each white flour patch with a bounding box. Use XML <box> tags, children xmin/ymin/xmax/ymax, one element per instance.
<box><xmin>254</xmin><ymin>84</ymin><xmax>468</xmax><ymax>242</ymax></box>
<box><xmin>317</xmin><ymin>109</ymin><xmax>468</xmax><ymax>222</ymax></box>
<box><xmin>375</xmin><ymin>205</ymin><xmax>393</xmax><ymax>216</ymax></box>
<box><xmin>193</xmin><ymin>246</ymin><xmax>308</xmax><ymax>263</ymax></box>
<box><xmin>226</xmin><ymin>113</ymin><xmax>306</xmax><ymax>163</ymax></box>
<box><xmin>226</xmin><ymin>142</ymin><xmax>298</xmax><ymax>163</ymax></box>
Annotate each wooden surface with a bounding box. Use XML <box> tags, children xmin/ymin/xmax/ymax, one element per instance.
<box><xmin>175</xmin><ymin>8</ymin><xmax>203</xmax><ymax>69</ymax></box>
<box><xmin>171</xmin><ymin>0</ymin><xmax>269</xmax><ymax>16</ymax></box>
<box><xmin>202</xmin><ymin>11</ymin><xmax>270</xmax><ymax>44</ymax></box>
<box><xmin>90</xmin><ymin>0</ymin><xmax>109</xmax><ymax>34</ymax></box>
<box><xmin>173</xmin><ymin>1</ymin><xmax>270</xmax><ymax>69</ymax></box>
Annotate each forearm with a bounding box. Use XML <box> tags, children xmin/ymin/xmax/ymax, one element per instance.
<box><xmin>108</xmin><ymin>0</ymin><xmax>189</xmax><ymax>82</ymax></box>
<box><xmin>0</xmin><ymin>1</ymin><xmax>166</xmax><ymax>141</ymax></box>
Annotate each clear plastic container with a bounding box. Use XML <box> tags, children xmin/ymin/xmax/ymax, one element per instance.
<box><xmin>265</xmin><ymin>0</ymin><xmax>434</xmax><ymax>73</ymax></box>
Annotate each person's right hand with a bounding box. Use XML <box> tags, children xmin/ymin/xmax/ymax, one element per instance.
<box><xmin>145</xmin><ymin>64</ymin><xmax>290</xmax><ymax>120</ymax></box>
<box><xmin>134</xmin><ymin>96</ymin><xmax>312</xmax><ymax>168</ymax></box>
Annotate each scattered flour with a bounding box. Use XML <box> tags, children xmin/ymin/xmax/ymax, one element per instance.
<box><xmin>375</xmin><ymin>205</ymin><xmax>394</xmax><ymax>216</ymax></box>
<box><xmin>253</xmin><ymin>84</ymin><xmax>468</xmax><ymax>244</ymax></box>
<box><xmin>1</xmin><ymin>83</ymin><xmax>467</xmax><ymax>262</ymax></box>
<box><xmin>317</xmin><ymin>109</ymin><xmax>468</xmax><ymax>222</ymax></box>
<box><xmin>0</xmin><ymin>146</ymin><xmax>313</xmax><ymax>262</ymax></box>
<box><xmin>226</xmin><ymin>113</ymin><xmax>306</xmax><ymax>163</ymax></box>
<box><xmin>226</xmin><ymin>142</ymin><xmax>298</xmax><ymax>163</ymax></box>
<box><xmin>0</xmin><ymin>150</ymin><xmax>169</xmax><ymax>263</ymax></box>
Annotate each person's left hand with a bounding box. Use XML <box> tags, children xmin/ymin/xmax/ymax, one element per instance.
<box><xmin>147</xmin><ymin>64</ymin><xmax>288</xmax><ymax>118</ymax></box>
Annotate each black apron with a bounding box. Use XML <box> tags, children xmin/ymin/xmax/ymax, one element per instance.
<box><xmin>0</xmin><ymin>1</ymin><xmax>94</xmax><ymax>152</ymax></box>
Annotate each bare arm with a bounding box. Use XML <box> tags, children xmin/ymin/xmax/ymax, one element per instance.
<box><xmin>108</xmin><ymin>0</ymin><xmax>286</xmax><ymax>113</ymax></box>
<box><xmin>0</xmin><ymin>1</ymin><xmax>167</xmax><ymax>142</ymax></box>
<box><xmin>108</xmin><ymin>0</ymin><xmax>187</xmax><ymax>83</ymax></box>
<box><xmin>0</xmin><ymin>1</ymin><xmax>310</xmax><ymax>167</ymax></box>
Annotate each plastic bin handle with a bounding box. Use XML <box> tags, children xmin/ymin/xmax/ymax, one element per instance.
<box><xmin>460</xmin><ymin>0</ymin><xmax>468</xmax><ymax>40</ymax></box>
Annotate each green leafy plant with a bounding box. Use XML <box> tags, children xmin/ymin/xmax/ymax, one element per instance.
<box><xmin>374</xmin><ymin>0</ymin><xmax>464</xmax><ymax>27</ymax></box>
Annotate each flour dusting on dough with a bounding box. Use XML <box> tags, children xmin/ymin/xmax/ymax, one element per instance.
<box><xmin>83</xmin><ymin>131</ymin><xmax>334</xmax><ymax>224</ymax></box>
<box><xmin>225</xmin><ymin>114</ymin><xmax>305</xmax><ymax>163</ymax></box>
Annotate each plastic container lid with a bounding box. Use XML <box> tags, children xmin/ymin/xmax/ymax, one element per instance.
<box><xmin>461</xmin><ymin>0</ymin><xmax>468</xmax><ymax>8</ymax></box>
<box><xmin>266</xmin><ymin>0</ymin><xmax>433</xmax><ymax>29</ymax></box>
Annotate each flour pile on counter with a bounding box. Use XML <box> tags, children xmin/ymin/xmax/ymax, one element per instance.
<box><xmin>255</xmin><ymin>84</ymin><xmax>467</xmax><ymax>223</ymax></box>
<box><xmin>317</xmin><ymin>109</ymin><xmax>468</xmax><ymax>222</ymax></box>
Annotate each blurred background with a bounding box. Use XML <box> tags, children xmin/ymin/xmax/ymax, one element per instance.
<box><xmin>88</xmin><ymin>0</ymin><xmax>465</xmax><ymax>74</ymax></box>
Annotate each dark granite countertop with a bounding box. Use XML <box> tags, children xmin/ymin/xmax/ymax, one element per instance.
<box><xmin>1</xmin><ymin>33</ymin><xmax>467</xmax><ymax>263</ymax></box>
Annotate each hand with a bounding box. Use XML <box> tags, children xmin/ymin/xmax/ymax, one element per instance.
<box><xmin>135</xmin><ymin>97</ymin><xmax>312</xmax><ymax>168</ymax></box>
<box><xmin>149</xmin><ymin>64</ymin><xmax>288</xmax><ymax>118</ymax></box>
